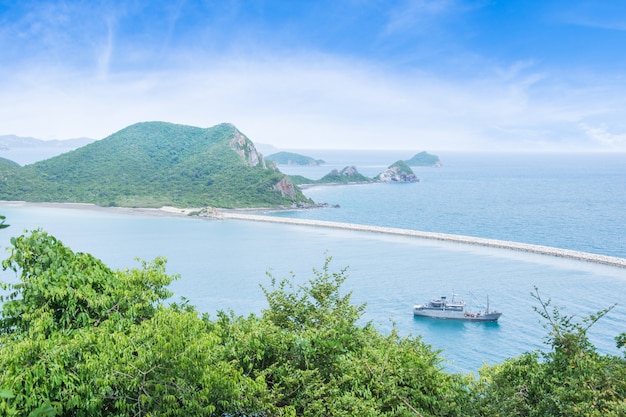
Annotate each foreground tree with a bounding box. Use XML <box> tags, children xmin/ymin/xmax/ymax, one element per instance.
<box><xmin>215</xmin><ymin>257</ymin><xmax>474</xmax><ymax>416</ymax></box>
<box><xmin>0</xmin><ymin>230</ymin><xmax>269</xmax><ymax>416</ymax></box>
<box><xmin>474</xmin><ymin>288</ymin><xmax>626</xmax><ymax>416</ymax></box>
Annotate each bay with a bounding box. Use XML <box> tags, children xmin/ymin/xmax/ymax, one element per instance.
<box><xmin>276</xmin><ymin>151</ymin><xmax>626</xmax><ymax>259</ymax></box>
<box><xmin>1</xmin><ymin>151</ymin><xmax>625</xmax><ymax>373</ymax></box>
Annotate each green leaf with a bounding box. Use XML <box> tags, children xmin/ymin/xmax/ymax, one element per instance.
<box><xmin>28</xmin><ymin>401</ymin><xmax>58</xmax><ymax>417</ymax></box>
<box><xmin>0</xmin><ymin>388</ymin><xmax>15</xmax><ymax>399</ymax></box>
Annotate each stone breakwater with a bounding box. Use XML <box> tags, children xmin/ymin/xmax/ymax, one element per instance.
<box><xmin>218</xmin><ymin>211</ymin><xmax>626</xmax><ymax>269</ymax></box>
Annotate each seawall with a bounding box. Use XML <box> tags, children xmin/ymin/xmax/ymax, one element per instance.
<box><xmin>218</xmin><ymin>211</ymin><xmax>626</xmax><ymax>269</ymax></box>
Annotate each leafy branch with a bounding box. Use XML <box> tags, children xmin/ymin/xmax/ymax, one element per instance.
<box><xmin>531</xmin><ymin>286</ymin><xmax>615</xmax><ymax>355</ymax></box>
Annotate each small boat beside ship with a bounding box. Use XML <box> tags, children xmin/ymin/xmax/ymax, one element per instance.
<box><xmin>413</xmin><ymin>293</ymin><xmax>502</xmax><ymax>322</ymax></box>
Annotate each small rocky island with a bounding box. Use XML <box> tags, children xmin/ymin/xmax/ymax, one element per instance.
<box><xmin>319</xmin><ymin>166</ymin><xmax>372</xmax><ymax>184</ymax></box>
<box><xmin>376</xmin><ymin>160</ymin><xmax>419</xmax><ymax>182</ymax></box>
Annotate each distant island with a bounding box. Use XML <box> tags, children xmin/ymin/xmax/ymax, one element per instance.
<box><xmin>288</xmin><ymin>161</ymin><xmax>420</xmax><ymax>187</ymax></box>
<box><xmin>404</xmin><ymin>152</ymin><xmax>442</xmax><ymax>167</ymax></box>
<box><xmin>266</xmin><ymin>151</ymin><xmax>325</xmax><ymax>166</ymax></box>
<box><xmin>405</xmin><ymin>151</ymin><xmax>442</xmax><ymax>167</ymax></box>
<box><xmin>292</xmin><ymin>165</ymin><xmax>373</xmax><ymax>186</ymax></box>
<box><xmin>376</xmin><ymin>160</ymin><xmax>419</xmax><ymax>182</ymax></box>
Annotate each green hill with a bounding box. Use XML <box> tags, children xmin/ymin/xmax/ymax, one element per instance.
<box><xmin>405</xmin><ymin>151</ymin><xmax>441</xmax><ymax>166</ymax></box>
<box><xmin>266</xmin><ymin>151</ymin><xmax>325</xmax><ymax>166</ymax></box>
<box><xmin>0</xmin><ymin>122</ymin><xmax>313</xmax><ymax>209</ymax></box>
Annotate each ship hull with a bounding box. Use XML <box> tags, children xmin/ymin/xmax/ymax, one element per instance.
<box><xmin>413</xmin><ymin>307</ymin><xmax>502</xmax><ymax>322</ymax></box>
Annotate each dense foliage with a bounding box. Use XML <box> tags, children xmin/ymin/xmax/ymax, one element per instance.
<box><xmin>266</xmin><ymin>152</ymin><xmax>325</xmax><ymax>166</ymax></box>
<box><xmin>404</xmin><ymin>152</ymin><xmax>441</xmax><ymax>167</ymax></box>
<box><xmin>0</xmin><ymin>230</ymin><xmax>270</xmax><ymax>416</ymax></box>
<box><xmin>0</xmin><ymin>223</ymin><xmax>625</xmax><ymax>416</ymax></box>
<box><xmin>0</xmin><ymin>122</ymin><xmax>312</xmax><ymax>209</ymax></box>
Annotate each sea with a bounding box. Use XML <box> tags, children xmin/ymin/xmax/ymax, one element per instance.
<box><xmin>1</xmin><ymin>150</ymin><xmax>625</xmax><ymax>374</ymax></box>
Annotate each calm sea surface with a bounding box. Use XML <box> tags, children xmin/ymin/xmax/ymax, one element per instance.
<box><xmin>1</xmin><ymin>151</ymin><xmax>625</xmax><ymax>373</ymax></box>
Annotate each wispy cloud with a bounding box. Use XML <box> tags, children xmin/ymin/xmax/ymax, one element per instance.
<box><xmin>2</xmin><ymin>48</ymin><xmax>625</xmax><ymax>151</ymax></box>
<box><xmin>553</xmin><ymin>3</ymin><xmax>626</xmax><ymax>31</ymax></box>
<box><xmin>96</xmin><ymin>15</ymin><xmax>115</xmax><ymax>80</ymax></box>
<box><xmin>579</xmin><ymin>123</ymin><xmax>626</xmax><ymax>148</ymax></box>
<box><xmin>383</xmin><ymin>0</ymin><xmax>461</xmax><ymax>35</ymax></box>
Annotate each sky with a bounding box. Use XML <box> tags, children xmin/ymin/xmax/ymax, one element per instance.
<box><xmin>1</xmin><ymin>0</ymin><xmax>626</xmax><ymax>151</ymax></box>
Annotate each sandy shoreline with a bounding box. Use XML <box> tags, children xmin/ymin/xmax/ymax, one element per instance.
<box><xmin>3</xmin><ymin>201</ymin><xmax>626</xmax><ymax>269</ymax></box>
<box><xmin>0</xmin><ymin>201</ymin><xmax>201</xmax><ymax>217</ymax></box>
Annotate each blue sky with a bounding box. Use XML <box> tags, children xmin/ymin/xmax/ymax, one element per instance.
<box><xmin>1</xmin><ymin>0</ymin><xmax>626</xmax><ymax>151</ymax></box>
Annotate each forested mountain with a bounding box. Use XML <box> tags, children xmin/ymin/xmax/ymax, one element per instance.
<box><xmin>0</xmin><ymin>122</ymin><xmax>313</xmax><ymax>208</ymax></box>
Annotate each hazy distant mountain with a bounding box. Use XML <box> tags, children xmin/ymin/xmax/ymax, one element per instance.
<box><xmin>0</xmin><ymin>135</ymin><xmax>94</xmax><ymax>149</ymax></box>
<box><xmin>0</xmin><ymin>122</ymin><xmax>313</xmax><ymax>209</ymax></box>
<box><xmin>0</xmin><ymin>135</ymin><xmax>96</xmax><ymax>165</ymax></box>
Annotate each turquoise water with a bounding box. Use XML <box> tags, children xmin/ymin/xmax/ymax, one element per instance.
<box><xmin>1</xmin><ymin>152</ymin><xmax>625</xmax><ymax>373</ymax></box>
<box><xmin>276</xmin><ymin>151</ymin><xmax>626</xmax><ymax>259</ymax></box>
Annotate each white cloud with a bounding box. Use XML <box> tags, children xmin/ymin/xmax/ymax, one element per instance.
<box><xmin>579</xmin><ymin>123</ymin><xmax>626</xmax><ymax>148</ymax></box>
